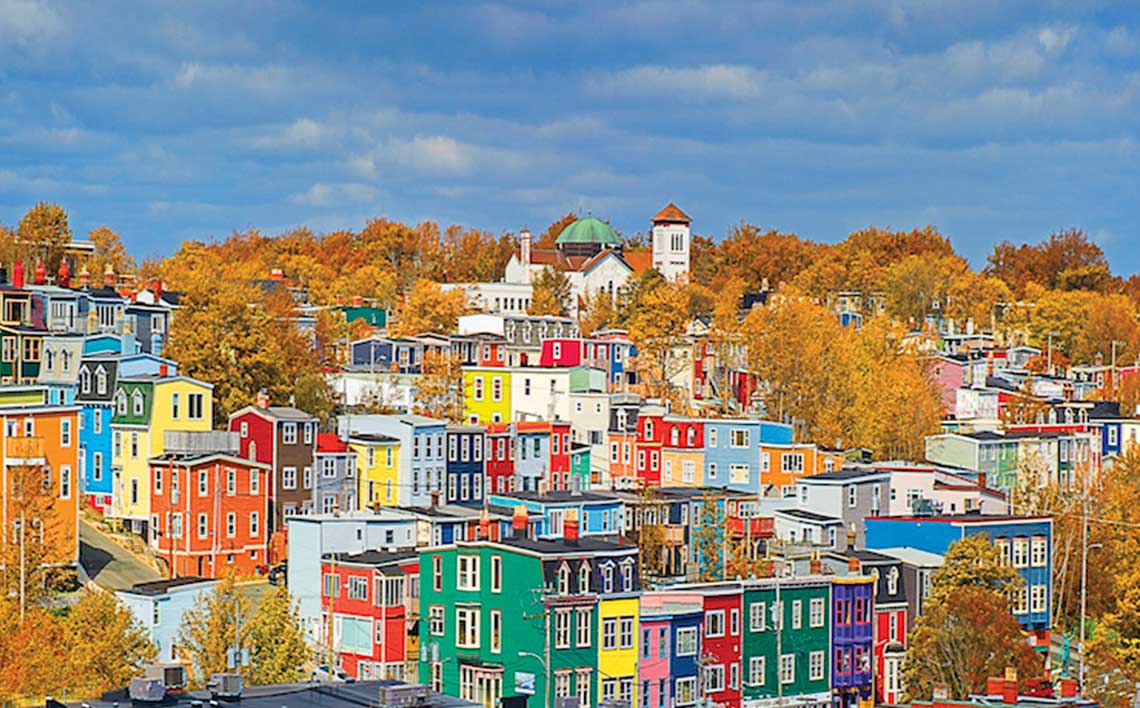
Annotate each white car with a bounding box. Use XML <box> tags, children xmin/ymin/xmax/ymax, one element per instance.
<box><xmin>311</xmin><ymin>665</ymin><xmax>354</xmax><ymax>682</ymax></box>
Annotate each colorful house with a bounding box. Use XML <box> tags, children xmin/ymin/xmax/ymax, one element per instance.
<box><xmin>463</xmin><ymin>367</ymin><xmax>511</xmax><ymax>425</ymax></box>
<box><xmin>700</xmin><ymin>585</ymin><xmax>743</xmax><ymax>708</ymax></box>
<box><xmin>516</xmin><ymin>421</ymin><xmax>572</xmax><ymax>493</ymax></box>
<box><xmin>484</xmin><ymin>423</ymin><xmax>515</xmax><ymax>495</ymax></box>
<box><xmin>638</xmin><ymin>593</ymin><xmax>703</xmax><ymax>708</ymax></box>
<box><xmin>446</xmin><ymin>425</ymin><xmax>486</xmax><ymax>505</ymax></box>
<box><xmin>109</xmin><ymin>374</ymin><xmax>214</xmax><ymax>538</ymax></box>
<box><xmin>831</xmin><ymin>574</ymin><xmax>875</xmax><ymax>708</ymax></box>
<box><xmin>148</xmin><ymin>448</ymin><xmax>271</xmax><ymax>577</ymax></box>
<box><xmin>228</xmin><ymin>397</ymin><xmax>319</xmax><ymax>533</ymax></box>
<box><xmin>116</xmin><ymin>577</ymin><xmax>218</xmax><ymax>662</ymax></box>
<box><xmin>351</xmin><ymin>433</ymin><xmax>402</xmax><ymax>508</ymax></box>
<box><xmin>315</xmin><ymin>433</ymin><xmax>358</xmax><ymax>514</ymax></box>
<box><xmin>339</xmin><ymin>414</ymin><xmax>446</xmax><ymax>509</ymax></box>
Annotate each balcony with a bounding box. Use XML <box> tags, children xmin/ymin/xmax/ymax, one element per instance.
<box><xmin>728</xmin><ymin>516</ymin><xmax>775</xmax><ymax>538</ymax></box>
<box><xmin>5</xmin><ymin>436</ymin><xmax>46</xmax><ymax>466</ymax></box>
<box><xmin>662</xmin><ymin>525</ymin><xmax>686</xmax><ymax>545</ymax></box>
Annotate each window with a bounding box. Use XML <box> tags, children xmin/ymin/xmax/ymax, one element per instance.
<box><xmin>304</xmin><ymin>423</ymin><xmax>313</xmax><ymax>445</ymax></box>
<box><xmin>705</xmin><ymin>609</ymin><xmax>725</xmax><ymax>637</ymax></box>
<box><xmin>60</xmin><ymin>419</ymin><xmax>71</xmax><ymax>447</ymax></box>
<box><xmin>555</xmin><ymin>671</ymin><xmax>572</xmax><ymax>700</ymax></box>
<box><xmin>995</xmin><ymin>538</ymin><xmax>1011</xmax><ymax>566</ymax></box>
<box><xmin>809</xmin><ymin>651</ymin><xmax>825</xmax><ymax>681</ymax></box>
<box><xmin>847</xmin><ymin>485</ymin><xmax>857</xmax><ymax>507</ymax></box>
<box><xmin>602</xmin><ymin>679</ymin><xmax>617</xmax><ymax>704</ymax></box>
<box><xmin>93</xmin><ymin>413</ymin><xmax>101</xmax><ymax>434</ymax></box>
<box><xmin>456</xmin><ymin>607</ymin><xmax>479</xmax><ymax>648</ymax></box>
<box><xmin>348</xmin><ymin>576</ymin><xmax>368</xmax><ymax>600</ymax></box>
<box><xmin>321</xmin><ymin>458</ymin><xmax>336</xmax><ymax>478</ymax></box>
<box><xmin>810</xmin><ymin>598</ymin><xmax>825</xmax><ymax>627</ymax></box>
<box><xmin>576</xmin><ymin>669</ymin><xmax>592</xmax><ymax>708</ymax></box>
<box><xmin>491</xmin><ymin>555</ymin><xmax>502</xmax><ymax>592</ymax></box>
<box><xmin>730</xmin><ymin>428</ymin><xmax>750</xmax><ymax>448</ymax></box>
<box><xmin>1014</xmin><ymin>587</ymin><xmax>1029</xmax><ymax>614</ymax></box>
<box><xmin>704</xmin><ymin>665</ymin><xmax>725</xmax><ymax>693</ymax></box>
<box><xmin>282</xmin><ymin>423</ymin><xmax>297</xmax><ymax>445</ymax></box>
<box><xmin>750</xmin><ymin>601</ymin><xmax>767</xmax><ymax>631</ymax></box>
<box><xmin>622</xmin><ymin>562</ymin><xmax>634</xmax><ymax>591</ymax></box>
<box><xmin>676</xmin><ymin>627</ymin><xmax>697</xmax><ymax>655</ymax></box>
<box><xmin>198</xmin><ymin>470</ymin><xmax>208</xmax><ymax>496</ymax></box>
<box><xmin>323</xmin><ymin>573</ymin><xmax>339</xmax><ymax>597</ymax></box>
<box><xmin>492</xmin><ymin>377</ymin><xmax>502</xmax><ymax>401</ymax></box>
<box><xmin>780</xmin><ymin>654</ymin><xmax>795</xmax><ymax>685</ymax></box>
<box><xmin>130</xmin><ymin>432</ymin><xmax>139</xmax><ymax>458</ymax></box>
<box><xmin>676</xmin><ymin>677</ymin><xmax>697</xmax><ymax>706</ymax></box>
<box><xmin>1031</xmin><ymin>535</ymin><xmax>1048</xmax><ymax>567</ymax></box>
<box><xmin>730</xmin><ymin>608</ymin><xmax>739</xmax><ymax>636</ymax></box>
<box><xmin>887</xmin><ymin>566</ymin><xmax>899</xmax><ymax>595</ymax></box>
<box><xmin>1031</xmin><ymin>585</ymin><xmax>1048</xmax><ymax>613</ymax></box>
<box><xmin>250</xmin><ymin>512</ymin><xmax>259</xmax><ymax>536</ymax></box>
<box><xmin>555</xmin><ymin>609</ymin><xmax>571</xmax><ymax>648</ymax></box>
<box><xmin>791</xmin><ymin>599</ymin><xmax>802</xmax><ymax>629</ymax></box>
<box><xmin>576</xmin><ymin>607</ymin><xmax>592</xmax><ymax>647</ymax></box>
<box><xmin>250</xmin><ymin>469</ymin><xmax>259</xmax><ymax>495</ymax></box>
<box><xmin>171</xmin><ymin>393</ymin><xmax>180</xmax><ymax>419</ymax></box>
<box><xmin>729</xmin><ymin>464</ymin><xmax>749</xmax><ymax>483</ymax></box>
<box><xmin>473</xmin><ymin>377</ymin><xmax>484</xmax><ymax>401</ymax></box>
<box><xmin>303</xmin><ymin>466</ymin><xmax>312</xmax><ymax>489</ymax></box>
<box><xmin>1012</xmin><ymin>537</ymin><xmax>1029</xmax><ymax>567</ymax></box>
<box><xmin>782</xmin><ymin>453</ymin><xmax>804</xmax><ymax>473</ymax></box>
<box><xmin>93</xmin><ymin>452</ymin><xmax>103</xmax><ymax>482</ymax></box>
<box><xmin>188</xmin><ymin>393</ymin><xmax>204</xmax><ymax>420</ymax></box>
<box><xmin>282</xmin><ymin>466</ymin><xmax>297</xmax><ymax>489</ymax></box>
<box><xmin>749</xmin><ymin>656</ymin><xmax>766</xmax><ymax>686</ymax></box>
<box><xmin>489</xmin><ymin>609</ymin><xmax>502</xmax><ymax>653</ymax></box>
<box><xmin>60</xmin><ymin>465</ymin><xmax>71</xmax><ymax>499</ymax></box>
<box><xmin>730</xmin><ymin>663</ymin><xmax>739</xmax><ymax>691</ymax></box>
<box><xmin>132</xmin><ymin>390</ymin><xmax>144</xmax><ymax>416</ymax></box>
<box><xmin>226</xmin><ymin>512</ymin><xmax>236</xmax><ymax>537</ymax></box>
<box><xmin>603</xmin><ymin>565</ymin><xmax>614</xmax><ymax>593</ymax></box>
<box><xmin>619</xmin><ymin>616</ymin><xmax>634</xmax><ymax>649</ymax></box>
<box><xmin>429</xmin><ymin>605</ymin><xmax>444</xmax><ymax>635</ymax></box>
<box><xmin>432</xmin><ymin>555</ymin><xmax>443</xmax><ymax>592</ymax></box>
<box><xmin>226</xmin><ymin>468</ymin><xmax>236</xmax><ymax>495</ymax></box>
<box><xmin>602</xmin><ymin>617</ymin><xmax>617</xmax><ymax>649</ymax></box>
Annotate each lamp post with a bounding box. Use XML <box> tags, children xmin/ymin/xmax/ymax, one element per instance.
<box><xmin>518</xmin><ymin>650</ymin><xmax>550</xmax><ymax>708</ymax></box>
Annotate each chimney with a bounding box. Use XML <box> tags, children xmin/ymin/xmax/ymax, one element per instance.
<box><xmin>352</xmin><ymin>295</ymin><xmax>363</xmax><ymax>307</ymax></box>
<box><xmin>846</xmin><ymin>523</ymin><xmax>857</xmax><ymax>550</ymax></box>
<box><xmin>977</xmin><ymin>473</ymin><xmax>986</xmax><ymax>489</ymax></box>
<box><xmin>512</xmin><ymin>505</ymin><xmax>528</xmax><ymax>538</ymax></box>
<box><xmin>564</xmin><ymin>508</ymin><xmax>579</xmax><ymax>545</ymax></box>
<box><xmin>270</xmin><ymin>268</ymin><xmax>285</xmax><ymax>281</ymax></box>
<box><xmin>335</xmin><ymin>293</ymin><xmax>344</xmax><ymax>306</ymax></box>
<box><xmin>986</xmin><ymin>678</ymin><xmax>1005</xmax><ymax>697</ymax></box>
<box><xmin>150</xmin><ymin>278</ymin><xmax>163</xmax><ymax>300</ymax></box>
<box><xmin>58</xmin><ymin>259</ymin><xmax>71</xmax><ymax>288</ymax></box>
<box><xmin>33</xmin><ymin>260</ymin><xmax>46</xmax><ymax>285</ymax></box>
<box><xmin>12</xmin><ymin>259</ymin><xmax>24</xmax><ymax>288</ymax></box>
<box><xmin>809</xmin><ymin>551</ymin><xmax>822</xmax><ymax>575</ymax></box>
<box><xmin>479</xmin><ymin>507</ymin><xmax>491</xmax><ymax>540</ymax></box>
<box><xmin>430</xmin><ymin>490</ymin><xmax>440</xmax><ymax>508</ymax></box>
<box><xmin>78</xmin><ymin>266</ymin><xmax>91</xmax><ymax>288</ymax></box>
<box><xmin>103</xmin><ymin>263</ymin><xmax>116</xmax><ymax>288</ymax></box>
<box><xmin>519</xmin><ymin>229</ymin><xmax>532</xmax><ymax>264</ymax></box>
<box><xmin>255</xmin><ymin>389</ymin><xmax>270</xmax><ymax>409</ymax></box>
<box><xmin>847</xmin><ymin>556</ymin><xmax>861</xmax><ymax>574</ymax></box>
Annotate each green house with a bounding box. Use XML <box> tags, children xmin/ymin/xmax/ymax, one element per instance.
<box><xmin>418</xmin><ymin>535</ymin><xmax>640</xmax><ymax>708</ymax></box>
<box><xmin>570</xmin><ymin>444</ymin><xmax>591</xmax><ymax>490</ymax></box>
<box><xmin>741</xmin><ymin>578</ymin><xmax>832</xmax><ymax>705</ymax></box>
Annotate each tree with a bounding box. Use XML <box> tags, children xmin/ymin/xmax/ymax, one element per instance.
<box><xmin>903</xmin><ymin>586</ymin><xmax>1042</xmax><ymax>700</ymax></box>
<box><xmin>535</xmin><ymin>212</ymin><xmax>577</xmax><ymax>249</ymax></box>
<box><xmin>627</xmin><ymin>281</ymin><xmax>691</xmax><ymax>401</ymax></box>
<box><xmin>0</xmin><ymin>602</ymin><xmax>67</xmax><ymax>702</ymax></box>
<box><xmin>881</xmin><ymin>254</ymin><xmax>967</xmax><ymax>325</ymax></box>
<box><xmin>17</xmin><ymin>202</ymin><xmax>71</xmax><ymax>273</ymax></box>
<box><xmin>635</xmin><ymin>486</ymin><xmax>667</xmax><ymax>584</ymax></box>
<box><xmin>0</xmin><ymin>459</ymin><xmax>61</xmax><ymax>605</ymax></box>
<box><xmin>694</xmin><ymin>496</ymin><xmax>725</xmax><ymax>582</ymax></box>
<box><xmin>528</xmin><ymin>267</ymin><xmax>572</xmax><ymax>317</ymax></box>
<box><xmin>986</xmin><ymin>228</ymin><xmax>1113</xmax><ymax>296</ymax></box>
<box><xmin>708</xmin><ymin>277</ymin><xmax>746</xmax><ymax>413</ymax></box>
<box><xmin>88</xmin><ymin>226</ymin><xmax>137</xmax><ymax>279</ymax></box>
<box><xmin>244</xmin><ymin>586</ymin><xmax>308</xmax><ymax>686</ymax></box>
<box><xmin>414</xmin><ymin>350</ymin><xmax>463</xmax><ymax>422</ymax></box>
<box><xmin>176</xmin><ymin>575</ymin><xmax>253</xmax><ymax>687</ymax></box>
<box><xmin>391</xmin><ymin>279</ymin><xmax>466</xmax><ymax>336</ymax></box>
<box><xmin>926</xmin><ymin>533</ymin><xmax>1024</xmax><ymax>604</ymax></box>
<box><xmin>578</xmin><ymin>290</ymin><xmax>616</xmax><ymax>337</ymax></box>
<box><xmin>64</xmin><ymin>589</ymin><xmax>157</xmax><ymax>696</ymax></box>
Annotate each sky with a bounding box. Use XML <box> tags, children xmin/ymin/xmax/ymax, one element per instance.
<box><xmin>1</xmin><ymin>1</ymin><xmax>1138</xmax><ymax>271</ymax></box>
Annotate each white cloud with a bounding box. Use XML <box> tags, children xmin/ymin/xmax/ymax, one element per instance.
<box><xmin>0</xmin><ymin>0</ymin><xmax>62</xmax><ymax>42</ymax></box>
<box><xmin>290</xmin><ymin>182</ymin><xmax>378</xmax><ymax>207</ymax></box>
<box><xmin>1038</xmin><ymin>25</ymin><xmax>1076</xmax><ymax>54</ymax></box>
<box><xmin>388</xmin><ymin>136</ymin><xmax>476</xmax><ymax>175</ymax></box>
<box><xmin>592</xmin><ymin>64</ymin><xmax>766</xmax><ymax>101</ymax></box>
<box><xmin>253</xmin><ymin>118</ymin><xmax>331</xmax><ymax>150</ymax></box>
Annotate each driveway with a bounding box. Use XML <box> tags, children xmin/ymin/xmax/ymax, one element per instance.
<box><xmin>79</xmin><ymin>520</ymin><xmax>161</xmax><ymax>590</ymax></box>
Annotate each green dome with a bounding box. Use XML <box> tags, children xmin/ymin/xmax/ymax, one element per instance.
<box><xmin>555</xmin><ymin>217</ymin><xmax>622</xmax><ymax>247</ymax></box>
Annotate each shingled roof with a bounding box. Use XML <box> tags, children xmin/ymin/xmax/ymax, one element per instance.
<box><xmin>652</xmin><ymin>202</ymin><xmax>691</xmax><ymax>223</ymax></box>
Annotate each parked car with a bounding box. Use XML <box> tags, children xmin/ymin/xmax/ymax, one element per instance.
<box><xmin>267</xmin><ymin>563</ymin><xmax>287</xmax><ymax>586</ymax></box>
<box><xmin>311</xmin><ymin>665</ymin><xmax>353</xmax><ymax>683</ymax></box>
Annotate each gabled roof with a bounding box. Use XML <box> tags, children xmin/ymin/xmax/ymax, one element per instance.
<box><xmin>230</xmin><ymin>404</ymin><xmax>314</xmax><ymax>422</ymax></box>
<box><xmin>652</xmin><ymin>202</ymin><xmax>691</xmax><ymax>223</ymax></box>
<box><xmin>316</xmin><ymin>432</ymin><xmax>350</xmax><ymax>453</ymax></box>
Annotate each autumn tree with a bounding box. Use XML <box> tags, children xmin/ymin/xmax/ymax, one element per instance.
<box><xmin>391</xmin><ymin>278</ymin><xmax>466</xmax><ymax>336</ymax></box>
<box><xmin>986</xmin><ymin>228</ymin><xmax>1113</xmax><ymax>295</ymax></box>
<box><xmin>708</xmin><ymin>277</ymin><xmax>746</xmax><ymax>413</ymax></box>
<box><xmin>17</xmin><ymin>202</ymin><xmax>72</xmax><ymax>272</ymax></box>
<box><xmin>413</xmin><ymin>350</ymin><xmax>463</xmax><ymax>422</ymax></box>
<box><xmin>700</xmin><ymin>223</ymin><xmax>821</xmax><ymax>291</ymax></box>
<box><xmin>176</xmin><ymin>575</ymin><xmax>253</xmax><ymax>687</ymax></box>
<box><xmin>0</xmin><ymin>602</ymin><xmax>67</xmax><ymax>702</ymax></box>
<box><xmin>244</xmin><ymin>585</ymin><xmax>308</xmax><ymax>686</ymax></box>
<box><xmin>881</xmin><ymin>253</ymin><xmax>968</xmax><ymax>325</ymax></box>
<box><xmin>528</xmin><ymin>267</ymin><xmax>572</xmax><ymax>317</ymax></box>
<box><xmin>535</xmin><ymin>212</ymin><xmax>578</xmax><ymax>249</ymax></box>
<box><xmin>627</xmin><ymin>280</ymin><xmax>691</xmax><ymax>402</ymax></box>
<box><xmin>578</xmin><ymin>290</ymin><xmax>616</xmax><ymax>337</ymax></box>
<box><xmin>64</xmin><ymin>589</ymin><xmax>157</xmax><ymax>696</ymax></box>
<box><xmin>88</xmin><ymin>226</ymin><xmax>137</xmax><ymax>279</ymax></box>
<box><xmin>694</xmin><ymin>496</ymin><xmax>725</xmax><ymax>582</ymax></box>
<box><xmin>635</xmin><ymin>486</ymin><xmax>667</xmax><ymax>584</ymax></box>
<box><xmin>0</xmin><ymin>459</ymin><xmax>62</xmax><ymax>605</ymax></box>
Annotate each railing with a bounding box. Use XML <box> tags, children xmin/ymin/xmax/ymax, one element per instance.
<box><xmin>662</xmin><ymin>525</ymin><xmax>686</xmax><ymax>544</ymax></box>
<box><xmin>5</xmin><ymin>436</ymin><xmax>45</xmax><ymax>461</ymax></box>
<box><xmin>728</xmin><ymin>516</ymin><xmax>775</xmax><ymax>537</ymax></box>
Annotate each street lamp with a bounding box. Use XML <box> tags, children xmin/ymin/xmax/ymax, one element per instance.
<box><xmin>518</xmin><ymin>651</ymin><xmax>550</xmax><ymax>708</ymax></box>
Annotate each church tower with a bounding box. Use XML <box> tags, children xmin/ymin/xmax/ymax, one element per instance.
<box><xmin>651</xmin><ymin>202</ymin><xmax>691</xmax><ymax>282</ymax></box>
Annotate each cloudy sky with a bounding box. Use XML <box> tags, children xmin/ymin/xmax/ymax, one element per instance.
<box><xmin>2</xmin><ymin>1</ymin><xmax>1138</xmax><ymax>270</ymax></box>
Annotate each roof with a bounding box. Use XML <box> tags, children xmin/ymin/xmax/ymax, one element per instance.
<box><xmin>323</xmin><ymin>549</ymin><xmax>418</xmax><ymax>566</ymax></box>
<box><xmin>493</xmin><ymin>490</ymin><xmax>620</xmax><ymax>504</ymax></box>
<box><xmin>555</xmin><ymin>216</ymin><xmax>622</xmax><ymax>246</ymax></box>
<box><xmin>148</xmin><ymin>451</ymin><xmax>269</xmax><ymax>468</ymax></box>
<box><xmin>625</xmin><ymin>248</ymin><xmax>653</xmax><ymax>274</ymax></box>
<box><xmin>348</xmin><ymin>432</ymin><xmax>400</xmax><ymax>444</ymax></box>
<box><xmin>494</xmin><ymin>535</ymin><xmax>636</xmax><ymax>555</ymax></box>
<box><xmin>118</xmin><ymin>576</ymin><xmax>216</xmax><ymax>596</ymax></box>
<box><xmin>776</xmin><ymin>508</ymin><xmax>842</xmax><ymax>523</ymax></box>
<box><xmin>800</xmin><ymin>467</ymin><xmax>889</xmax><ymax>483</ymax></box>
<box><xmin>75</xmin><ymin>680</ymin><xmax>478</xmax><ymax>708</ymax></box>
<box><xmin>652</xmin><ymin>202</ymin><xmax>691</xmax><ymax>223</ymax></box>
<box><xmin>316</xmin><ymin>432</ymin><xmax>350</xmax><ymax>453</ymax></box>
<box><xmin>872</xmin><ymin>546</ymin><xmax>945</xmax><ymax>567</ymax></box>
<box><xmin>238</xmin><ymin>405</ymin><xmax>315</xmax><ymax>421</ymax></box>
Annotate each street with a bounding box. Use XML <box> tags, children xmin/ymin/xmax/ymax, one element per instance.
<box><xmin>79</xmin><ymin>520</ymin><xmax>161</xmax><ymax>590</ymax></box>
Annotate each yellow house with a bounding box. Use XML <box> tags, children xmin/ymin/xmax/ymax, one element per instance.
<box><xmin>350</xmin><ymin>433</ymin><xmax>401</xmax><ymax>507</ymax></box>
<box><xmin>661</xmin><ymin>448</ymin><xmax>704</xmax><ymax>487</ymax></box>
<box><xmin>597</xmin><ymin>596</ymin><xmax>639</xmax><ymax>707</ymax></box>
<box><xmin>462</xmin><ymin>367</ymin><xmax>511</xmax><ymax>425</ymax></box>
<box><xmin>109</xmin><ymin>375</ymin><xmax>213</xmax><ymax>537</ymax></box>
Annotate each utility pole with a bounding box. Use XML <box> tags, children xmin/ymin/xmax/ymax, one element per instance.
<box><xmin>775</xmin><ymin>575</ymin><xmax>783</xmax><ymax>708</ymax></box>
<box><xmin>1047</xmin><ymin>332</ymin><xmax>1055</xmax><ymax>374</ymax></box>
<box><xmin>18</xmin><ymin>508</ymin><xmax>26</xmax><ymax>621</ymax></box>
<box><xmin>1079</xmin><ymin>466</ymin><xmax>1088</xmax><ymax>689</ymax></box>
<box><xmin>328</xmin><ymin>552</ymin><xmax>337</xmax><ymax>674</ymax></box>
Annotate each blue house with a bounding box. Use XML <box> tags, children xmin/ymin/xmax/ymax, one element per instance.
<box><xmin>445</xmin><ymin>424</ymin><xmax>486</xmax><ymax>505</ymax></box>
<box><xmin>515</xmin><ymin>428</ymin><xmax>549</xmax><ymax>493</ymax></box>
<box><xmin>487</xmin><ymin>490</ymin><xmax>624</xmax><ymax>539</ymax></box>
<box><xmin>116</xmin><ymin>577</ymin><xmax>218</xmax><ymax>662</ymax></box>
<box><xmin>864</xmin><ymin>515</ymin><xmax>1053</xmax><ymax>651</ymax></box>
<box><xmin>702</xmin><ymin>419</ymin><xmax>794</xmax><ymax>493</ymax></box>
<box><xmin>350</xmin><ymin>337</ymin><xmax>425</xmax><ymax>374</ymax></box>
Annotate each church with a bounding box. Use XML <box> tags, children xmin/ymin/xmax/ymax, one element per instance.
<box><xmin>503</xmin><ymin>203</ymin><xmax>692</xmax><ymax>316</ymax></box>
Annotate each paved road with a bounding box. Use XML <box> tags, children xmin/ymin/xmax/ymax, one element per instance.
<box><xmin>79</xmin><ymin>520</ymin><xmax>161</xmax><ymax>590</ymax></box>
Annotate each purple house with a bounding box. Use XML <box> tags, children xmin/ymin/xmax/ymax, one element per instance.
<box><xmin>832</xmin><ymin>574</ymin><xmax>875</xmax><ymax>708</ymax></box>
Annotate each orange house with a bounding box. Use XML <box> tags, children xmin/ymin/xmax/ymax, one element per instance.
<box><xmin>0</xmin><ymin>404</ymin><xmax>81</xmax><ymax>570</ymax></box>
<box><xmin>760</xmin><ymin>443</ymin><xmax>847</xmax><ymax>497</ymax></box>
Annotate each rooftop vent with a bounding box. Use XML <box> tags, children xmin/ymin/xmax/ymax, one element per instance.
<box><xmin>207</xmin><ymin>673</ymin><xmax>244</xmax><ymax>701</ymax></box>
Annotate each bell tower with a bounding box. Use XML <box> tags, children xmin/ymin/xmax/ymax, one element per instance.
<box><xmin>651</xmin><ymin>202</ymin><xmax>691</xmax><ymax>282</ymax></box>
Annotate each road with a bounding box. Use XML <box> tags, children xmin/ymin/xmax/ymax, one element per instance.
<box><xmin>79</xmin><ymin>520</ymin><xmax>161</xmax><ymax>590</ymax></box>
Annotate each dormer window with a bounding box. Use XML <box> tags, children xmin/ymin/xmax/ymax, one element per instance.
<box><xmin>60</xmin><ymin>350</ymin><xmax>70</xmax><ymax>372</ymax></box>
<box><xmin>43</xmin><ymin>349</ymin><xmax>54</xmax><ymax>372</ymax></box>
<box><xmin>887</xmin><ymin>567</ymin><xmax>899</xmax><ymax>595</ymax></box>
<box><xmin>578</xmin><ymin>563</ymin><xmax>591</xmax><ymax>594</ymax></box>
<box><xmin>557</xmin><ymin>563</ymin><xmax>570</xmax><ymax>595</ymax></box>
<box><xmin>132</xmin><ymin>390</ymin><xmax>144</xmax><ymax>416</ymax></box>
<box><xmin>115</xmin><ymin>391</ymin><xmax>127</xmax><ymax>415</ymax></box>
<box><xmin>96</xmin><ymin>367</ymin><xmax>107</xmax><ymax>395</ymax></box>
<box><xmin>79</xmin><ymin>367</ymin><xmax>91</xmax><ymax>394</ymax></box>
<box><xmin>602</xmin><ymin>564</ymin><xmax>614</xmax><ymax>593</ymax></box>
<box><xmin>621</xmin><ymin>560</ymin><xmax>634</xmax><ymax>591</ymax></box>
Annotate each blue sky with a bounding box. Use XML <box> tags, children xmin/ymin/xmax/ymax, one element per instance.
<box><xmin>2</xmin><ymin>1</ymin><xmax>1138</xmax><ymax>271</ymax></box>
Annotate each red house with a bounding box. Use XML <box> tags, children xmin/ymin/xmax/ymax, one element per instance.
<box><xmin>485</xmin><ymin>423</ymin><xmax>516</xmax><ymax>494</ymax></box>
<box><xmin>701</xmin><ymin>587</ymin><xmax>743</xmax><ymax>708</ymax></box>
<box><xmin>635</xmin><ymin>411</ymin><xmax>666</xmax><ymax>486</ymax></box>
<box><xmin>149</xmin><ymin>451</ymin><xmax>271</xmax><ymax>578</ymax></box>
<box><xmin>320</xmin><ymin>550</ymin><xmax>419</xmax><ymax>681</ymax></box>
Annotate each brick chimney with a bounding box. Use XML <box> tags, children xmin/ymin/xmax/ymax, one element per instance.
<box><xmin>847</xmin><ymin>556</ymin><xmax>861</xmax><ymax>574</ymax></box>
<box><xmin>479</xmin><ymin>507</ymin><xmax>491</xmax><ymax>540</ymax></box>
<box><xmin>12</xmin><ymin>259</ymin><xmax>24</xmax><ymax>288</ymax></box>
<box><xmin>430</xmin><ymin>490</ymin><xmax>441</xmax><ymax>508</ymax></box>
<box><xmin>103</xmin><ymin>264</ymin><xmax>116</xmax><ymax>288</ymax></box>
<box><xmin>519</xmin><ymin>229</ymin><xmax>532</xmax><ymax>264</ymax></box>
<box><xmin>255</xmin><ymin>389</ymin><xmax>270</xmax><ymax>409</ymax></box>
<box><xmin>33</xmin><ymin>260</ymin><xmax>46</xmax><ymax>285</ymax></box>
<box><xmin>809</xmin><ymin>552</ymin><xmax>822</xmax><ymax>575</ymax></box>
<box><xmin>565</xmin><ymin>508</ymin><xmax>579</xmax><ymax>545</ymax></box>
<box><xmin>150</xmin><ymin>278</ymin><xmax>163</xmax><ymax>301</ymax></box>
<box><xmin>352</xmin><ymin>295</ymin><xmax>363</xmax><ymax>307</ymax></box>
<box><xmin>512</xmin><ymin>505</ymin><xmax>528</xmax><ymax>538</ymax></box>
<box><xmin>58</xmin><ymin>258</ymin><xmax>71</xmax><ymax>288</ymax></box>
<box><xmin>270</xmin><ymin>268</ymin><xmax>285</xmax><ymax>281</ymax></box>
<box><xmin>78</xmin><ymin>266</ymin><xmax>91</xmax><ymax>288</ymax></box>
